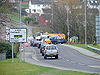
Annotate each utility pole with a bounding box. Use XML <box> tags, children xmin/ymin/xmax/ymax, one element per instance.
<box><xmin>51</xmin><ymin>0</ymin><xmax>54</xmax><ymax>28</ymax></box>
<box><xmin>12</xmin><ymin>43</ymin><xmax>14</xmax><ymax>62</ymax></box>
<box><xmin>85</xmin><ymin>0</ymin><xmax>87</xmax><ymax>48</ymax></box>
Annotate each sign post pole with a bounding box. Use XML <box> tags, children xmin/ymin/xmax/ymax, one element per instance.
<box><xmin>10</xmin><ymin>28</ymin><xmax>27</xmax><ymax>62</ymax></box>
<box><xmin>20</xmin><ymin>44</ymin><xmax>22</xmax><ymax>62</ymax></box>
<box><xmin>12</xmin><ymin>43</ymin><xmax>14</xmax><ymax>62</ymax></box>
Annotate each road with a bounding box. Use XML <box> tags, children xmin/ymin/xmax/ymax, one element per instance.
<box><xmin>22</xmin><ymin>44</ymin><xmax>100</xmax><ymax>74</ymax></box>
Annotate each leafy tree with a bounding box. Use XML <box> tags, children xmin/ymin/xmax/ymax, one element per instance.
<box><xmin>51</xmin><ymin>0</ymin><xmax>98</xmax><ymax>44</ymax></box>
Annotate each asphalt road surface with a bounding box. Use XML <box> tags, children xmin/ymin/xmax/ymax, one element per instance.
<box><xmin>22</xmin><ymin>44</ymin><xmax>100</xmax><ymax>74</ymax></box>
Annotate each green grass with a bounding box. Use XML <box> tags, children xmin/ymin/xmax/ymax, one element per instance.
<box><xmin>89</xmin><ymin>44</ymin><xmax>100</xmax><ymax>49</ymax></box>
<box><xmin>71</xmin><ymin>44</ymin><xmax>100</xmax><ymax>55</ymax></box>
<box><xmin>15</xmin><ymin>4</ymin><xmax>29</xmax><ymax>8</ymax></box>
<box><xmin>0</xmin><ymin>58</ymin><xmax>98</xmax><ymax>75</ymax></box>
<box><xmin>8</xmin><ymin>12</ymin><xmax>25</xmax><ymax>21</ymax></box>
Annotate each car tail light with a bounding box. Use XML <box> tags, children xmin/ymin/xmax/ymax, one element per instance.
<box><xmin>42</xmin><ymin>49</ymin><xmax>44</xmax><ymax>51</ymax></box>
<box><xmin>56</xmin><ymin>40</ymin><xmax>58</xmax><ymax>41</ymax></box>
<box><xmin>45</xmin><ymin>50</ymin><xmax>46</xmax><ymax>53</ymax></box>
<box><xmin>57</xmin><ymin>50</ymin><xmax>58</xmax><ymax>54</ymax></box>
<box><xmin>22</xmin><ymin>46</ymin><xmax>24</xmax><ymax>48</ymax></box>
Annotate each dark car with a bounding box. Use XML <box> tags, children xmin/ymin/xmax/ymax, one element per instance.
<box><xmin>33</xmin><ymin>40</ymin><xmax>41</xmax><ymax>47</ymax></box>
<box><xmin>40</xmin><ymin>43</ymin><xmax>48</xmax><ymax>56</ymax></box>
<box><xmin>30</xmin><ymin>40</ymin><xmax>34</xmax><ymax>46</ymax></box>
<box><xmin>37</xmin><ymin>42</ymin><xmax>41</xmax><ymax>48</ymax></box>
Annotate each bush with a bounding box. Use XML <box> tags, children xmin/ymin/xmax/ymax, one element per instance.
<box><xmin>24</xmin><ymin>17</ymin><xmax>33</xmax><ymax>24</ymax></box>
<box><xmin>0</xmin><ymin>42</ymin><xmax>16</xmax><ymax>58</ymax></box>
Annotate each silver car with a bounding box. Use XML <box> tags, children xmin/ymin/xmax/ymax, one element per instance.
<box><xmin>44</xmin><ymin>44</ymin><xmax>58</xmax><ymax>59</ymax></box>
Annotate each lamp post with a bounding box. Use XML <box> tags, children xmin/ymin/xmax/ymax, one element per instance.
<box><xmin>65</xmin><ymin>4</ymin><xmax>69</xmax><ymax>44</ymax></box>
<box><xmin>20</xmin><ymin>0</ymin><xmax>22</xmax><ymax>62</ymax></box>
<box><xmin>85</xmin><ymin>0</ymin><xmax>87</xmax><ymax>48</ymax></box>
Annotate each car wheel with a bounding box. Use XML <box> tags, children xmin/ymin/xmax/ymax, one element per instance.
<box><xmin>61</xmin><ymin>42</ymin><xmax>63</xmax><ymax>44</ymax></box>
<box><xmin>55</xmin><ymin>55</ymin><xmax>58</xmax><ymax>59</ymax></box>
<box><xmin>44</xmin><ymin>55</ymin><xmax>47</xmax><ymax>59</ymax></box>
<box><xmin>42</xmin><ymin>53</ymin><xmax>44</xmax><ymax>56</ymax></box>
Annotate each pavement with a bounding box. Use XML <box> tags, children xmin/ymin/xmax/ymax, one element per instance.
<box><xmin>61</xmin><ymin>44</ymin><xmax>100</xmax><ymax>60</ymax></box>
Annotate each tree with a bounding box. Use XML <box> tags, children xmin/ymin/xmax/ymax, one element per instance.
<box><xmin>50</xmin><ymin>0</ymin><xmax>98</xmax><ymax>44</ymax></box>
<box><xmin>0</xmin><ymin>0</ymin><xmax>13</xmax><ymax>13</ymax></box>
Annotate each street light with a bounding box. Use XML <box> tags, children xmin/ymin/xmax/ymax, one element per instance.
<box><xmin>65</xmin><ymin>3</ymin><xmax>69</xmax><ymax>44</ymax></box>
<box><xmin>20</xmin><ymin>0</ymin><xmax>22</xmax><ymax>62</ymax></box>
<box><xmin>85</xmin><ymin>0</ymin><xmax>87</xmax><ymax>48</ymax></box>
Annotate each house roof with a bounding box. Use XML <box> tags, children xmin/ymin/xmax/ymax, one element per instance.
<box><xmin>31</xmin><ymin>0</ymin><xmax>52</xmax><ymax>4</ymax></box>
<box><xmin>42</xmin><ymin>8</ymin><xmax>51</xmax><ymax>13</ymax></box>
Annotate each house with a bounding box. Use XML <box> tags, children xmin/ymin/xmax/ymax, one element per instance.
<box><xmin>87</xmin><ymin>0</ymin><xmax>99</xmax><ymax>9</ymax></box>
<box><xmin>25</xmin><ymin>0</ymin><xmax>51</xmax><ymax>15</ymax></box>
<box><xmin>9</xmin><ymin>0</ymin><xmax>15</xmax><ymax>3</ymax></box>
<box><xmin>80</xmin><ymin>0</ymin><xmax>99</xmax><ymax>9</ymax></box>
<box><xmin>39</xmin><ymin>14</ymin><xmax>51</xmax><ymax>25</ymax></box>
<box><xmin>9</xmin><ymin>0</ymin><xmax>29</xmax><ymax>4</ymax></box>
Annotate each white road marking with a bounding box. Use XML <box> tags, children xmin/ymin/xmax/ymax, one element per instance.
<box><xmin>88</xmin><ymin>65</ymin><xmax>100</xmax><ymax>68</ymax></box>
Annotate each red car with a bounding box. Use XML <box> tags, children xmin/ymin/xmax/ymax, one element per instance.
<box><xmin>24</xmin><ymin>42</ymin><xmax>29</xmax><ymax>47</ymax></box>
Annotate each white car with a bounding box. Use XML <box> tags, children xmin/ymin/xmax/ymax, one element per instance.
<box><xmin>44</xmin><ymin>44</ymin><xmax>58</xmax><ymax>59</ymax></box>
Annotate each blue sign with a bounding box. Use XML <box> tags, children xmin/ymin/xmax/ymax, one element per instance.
<box><xmin>96</xmin><ymin>16</ymin><xmax>100</xmax><ymax>44</ymax></box>
<box><xmin>67</xmin><ymin>32</ymin><xmax>70</xmax><ymax>36</ymax></box>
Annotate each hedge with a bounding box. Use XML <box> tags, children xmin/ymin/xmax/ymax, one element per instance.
<box><xmin>0</xmin><ymin>42</ymin><xmax>16</xmax><ymax>58</ymax></box>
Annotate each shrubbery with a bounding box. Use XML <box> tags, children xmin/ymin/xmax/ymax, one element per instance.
<box><xmin>0</xmin><ymin>42</ymin><xmax>16</xmax><ymax>58</ymax></box>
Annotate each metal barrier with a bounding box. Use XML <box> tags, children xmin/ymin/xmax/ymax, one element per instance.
<box><xmin>88</xmin><ymin>45</ymin><xmax>100</xmax><ymax>53</ymax></box>
<box><xmin>0</xmin><ymin>53</ymin><xmax>6</xmax><ymax>60</ymax></box>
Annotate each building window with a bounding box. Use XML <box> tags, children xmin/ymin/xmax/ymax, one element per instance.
<box><xmin>33</xmin><ymin>9</ymin><xmax>36</xmax><ymax>12</ymax></box>
<box><xmin>37</xmin><ymin>9</ymin><xmax>41</xmax><ymax>12</ymax></box>
<box><xmin>38</xmin><ymin>4</ymin><xmax>40</xmax><ymax>7</ymax></box>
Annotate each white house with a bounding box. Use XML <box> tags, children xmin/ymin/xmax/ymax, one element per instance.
<box><xmin>25</xmin><ymin>0</ymin><xmax>51</xmax><ymax>15</ymax></box>
<box><xmin>87</xmin><ymin>0</ymin><xmax>99</xmax><ymax>9</ymax></box>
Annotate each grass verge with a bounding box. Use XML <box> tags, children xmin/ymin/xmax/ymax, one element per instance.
<box><xmin>0</xmin><ymin>58</ymin><xmax>98</xmax><ymax>75</ymax></box>
<box><xmin>8</xmin><ymin>12</ymin><xmax>25</xmax><ymax>22</ymax></box>
<box><xmin>71</xmin><ymin>44</ymin><xmax>100</xmax><ymax>55</ymax></box>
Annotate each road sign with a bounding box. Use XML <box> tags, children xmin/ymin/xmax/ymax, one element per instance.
<box><xmin>6</xmin><ymin>27</ymin><xmax>10</xmax><ymax>33</ymax></box>
<box><xmin>96</xmin><ymin>16</ymin><xmax>100</xmax><ymax>44</ymax></box>
<box><xmin>71</xmin><ymin>36</ymin><xmax>78</xmax><ymax>39</ymax></box>
<box><xmin>6</xmin><ymin>35</ymin><xmax>10</xmax><ymax>40</ymax></box>
<box><xmin>10</xmin><ymin>28</ymin><xmax>27</xmax><ymax>42</ymax></box>
<box><xmin>67</xmin><ymin>32</ymin><xmax>70</xmax><ymax>36</ymax></box>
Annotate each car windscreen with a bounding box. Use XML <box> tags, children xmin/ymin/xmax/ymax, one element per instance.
<box><xmin>46</xmin><ymin>46</ymin><xmax>56</xmax><ymax>50</ymax></box>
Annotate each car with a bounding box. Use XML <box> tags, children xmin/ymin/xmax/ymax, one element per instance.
<box><xmin>43</xmin><ymin>44</ymin><xmax>58</xmax><ymax>59</ymax></box>
<box><xmin>40</xmin><ymin>43</ymin><xmax>48</xmax><ymax>56</ymax></box>
<box><xmin>24</xmin><ymin>42</ymin><xmax>29</xmax><ymax>47</ymax></box>
<box><xmin>37</xmin><ymin>41</ymin><xmax>41</xmax><ymax>48</ymax></box>
<box><xmin>30</xmin><ymin>40</ymin><xmax>34</xmax><ymax>46</ymax></box>
<box><xmin>33</xmin><ymin>40</ymin><xmax>41</xmax><ymax>47</ymax></box>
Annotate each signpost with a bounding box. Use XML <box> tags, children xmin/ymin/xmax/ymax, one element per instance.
<box><xmin>9</xmin><ymin>28</ymin><xmax>27</xmax><ymax>62</ymax></box>
<box><xmin>6</xmin><ymin>27</ymin><xmax>10</xmax><ymax>41</ymax></box>
<box><xmin>10</xmin><ymin>29</ymin><xmax>27</xmax><ymax>43</ymax></box>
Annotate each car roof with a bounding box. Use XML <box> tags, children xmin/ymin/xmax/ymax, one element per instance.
<box><xmin>45</xmin><ymin>44</ymin><xmax>56</xmax><ymax>47</ymax></box>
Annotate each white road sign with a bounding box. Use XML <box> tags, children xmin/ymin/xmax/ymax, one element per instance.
<box><xmin>10</xmin><ymin>28</ymin><xmax>27</xmax><ymax>42</ymax></box>
<box><xmin>6</xmin><ymin>27</ymin><xmax>10</xmax><ymax>33</ymax></box>
<box><xmin>6</xmin><ymin>35</ymin><xmax>10</xmax><ymax>40</ymax></box>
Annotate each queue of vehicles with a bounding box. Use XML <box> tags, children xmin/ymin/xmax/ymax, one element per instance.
<box><xmin>30</xmin><ymin>40</ymin><xmax>59</xmax><ymax>59</ymax></box>
<box><xmin>23</xmin><ymin>32</ymin><xmax>66</xmax><ymax>59</ymax></box>
<box><xmin>29</xmin><ymin>32</ymin><xmax>66</xmax><ymax>59</ymax></box>
<box><xmin>35</xmin><ymin>32</ymin><xmax>66</xmax><ymax>44</ymax></box>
